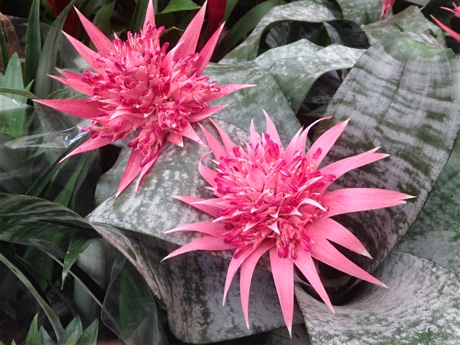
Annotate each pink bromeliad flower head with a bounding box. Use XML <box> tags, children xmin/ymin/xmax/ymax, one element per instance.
<box><xmin>164</xmin><ymin>112</ymin><xmax>412</xmax><ymax>335</ymax></box>
<box><xmin>35</xmin><ymin>0</ymin><xmax>251</xmax><ymax>195</ymax></box>
<box><xmin>432</xmin><ymin>3</ymin><xmax>460</xmax><ymax>43</ymax></box>
<box><xmin>380</xmin><ymin>0</ymin><xmax>395</xmax><ymax>19</ymax></box>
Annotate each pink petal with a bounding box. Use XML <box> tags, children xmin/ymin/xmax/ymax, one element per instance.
<box><xmin>200</xmin><ymin>124</ymin><xmax>228</xmax><ymax>159</ymax></box>
<box><xmin>75</xmin><ymin>7</ymin><xmax>113</xmax><ymax>56</ymax></box>
<box><xmin>210</xmin><ymin>119</ymin><xmax>238</xmax><ymax>154</ymax></box>
<box><xmin>269</xmin><ymin>248</ymin><xmax>294</xmax><ymax>336</ymax></box>
<box><xmin>166</xmin><ymin>221</ymin><xmax>226</xmax><ymax>237</ymax></box>
<box><xmin>432</xmin><ymin>16</ymin><xmax>460</xmax><ymax>43</ymax></box>
<box><xmin>319</xmin><ymin>148</ymin><xmax>388</xmax><ymax>185</ymax></box>
<box><xmin>48</xmin><ymin>74</ymin><xmax>94</xmax><ymax>96</ymax></box>
<box><xmin>239</xmin><ymin>240</ymin><xmax>274</xmax><ymax>328</ymax></box>
<box><xmin>310</xmin><ymin>237</ymin><xmax>386</xmax><ymax>287</ymax></box>
<box><xmin>174</xmin><ymin>1</ymin><xmax>207</xmax><ymax>60</ymax></box>
<box><xmin>249</xmin><ymin>119</ymin><xmax>258</xmax><ymax>145</ymax></box>
<box><xmin>60</xmin><ymin>135</ymin><xmax>112</xmax><ymax>162</ymax></box>
<box><xmin>307</xmin><ymin>217</ymin><xmax>371</xmax><ymax>258</ymax></box>
<box><xmin>143</xmin><ymin>0</ymin><xmax>155</xmax><ymax>30</ymax></box>
<box><xmin>196</xmin><ymin>23</ymin><xmax>224</xmax><ymax>75</ymax></box>
<box><xmin>188</xmin><ymin>105</ymin><xmax>228</xmax><ymax>123</ymax></box>
<box><xmin>116</xmin><ymin>149</ymin><xmax>144</xmax><ymax>196</ymax></box>
<box><xmin>263</xmin><ymin>111</ymin><xmax>282</xmax><ymax>147</ymax></box>
<box><xmin>173</xmin><ymin>195</ymin><xmax>221</xmax><ymax>217</ymax></box>
<box><xmin>294</xmin><ymin>249</ymin><xmax>334</xmax><ymax>313</ymax></box>
<box><xmin>284</xmin><ymin>116</ymin><xmax>330</xmax><ymax>163</ymax></box>
<box><xmin>177</xmin><ymin>121</ymin><xmax>204</xmax><ymax>146</ymax></box>
<box><xmin>63</xmin><ymin>32</ymin><xmax>101</xmax><ymax>71</ymax></box>
<box><xmin>135</xmin><ymin>156</ymin><xmax>159</xmax><ymax>193</ymax></box>
<box><xmin>323</xmin><ymin>188</ymin><xmax>412</xmax><ymax>217</ymax></box>
<box><xmin>163</xmin><ymin>236</ymin><xmax>234</xmax><ymax>260</ymax></box>
<box><xmin>306</xmin><ymin>120</ymin><xmax>348</xmax><ymax>169</ymax></box>
<box><xmin>34</xmin><ymin>99</ymin><xmax>99</xmax><ymax>119</ymax></box>
<box><xmin>223</xmin><ymin>246</ymin><xmax>254</xmax><ymax>306</ymax></box>
<box><xmin>167</xmin><ymin>133</ymin><xmax>184</xmax><ymax>146</ymax></box>
<box><xmin>199</xmin><ymin>152</ymin><xmax>218</xmax><ymax>186</ymax></box>
<box><xmin>202</xmin><ymin>84</ymin><xmax>255</xmax><ymax>103</ymax></box>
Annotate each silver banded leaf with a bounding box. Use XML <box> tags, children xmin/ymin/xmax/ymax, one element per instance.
<box><xmin>336</xmin><ymin>0</ymin><xmax>381</xmax><ymax>24</ymax></box>
<box><xmin>92</xmin><ymin>224</ymin><xmax>303</xmax><ymax>343</ymax></box>
<box><xmin>222</xmin><ymin>0</ymin><xmax>339</xmax><ymax>63</ymax></box>
<box><xmin>255</xmin><ymin>39</ymin><xmax>364</xmax><ymax>112</ymax></box>
<box><xmin>397</xmin><ymin>135</ymin><xmax>460</xmax><ymax>275</ymax></box>
<box><xmin>363</xmin><ymin>6</ymin><xmax>444</xmax><ymax>45</ymax></box>
<box><xmin>320</xmin><ymin>32</ymin><xmax>460</xmax><ymax>273</ymax></box>
<box><xmin>295</xmin><ymin>251</ymin><xmax>460</xmax><ymax>344</ymax></box>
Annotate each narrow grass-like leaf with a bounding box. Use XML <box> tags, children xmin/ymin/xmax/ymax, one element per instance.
<box><xmin>296</xmin><ymin>251</ymin><xmax>460</xmax><ymax>344</ymax></box>
<box><xmin>75</xmin><ymin>319</ymin><xmax>98</xmax><ymax>345</ymax></box>
<box><xmin>0</xmin><ymin>247</ymin><xmax>64</xmax><ymax>338</ymax></box>
<box><xmin>58</xmin><ymin>317</ymin><xmax>82</xmax><ymax>345</ymax></box>
<box><xmin>0</xmin><ymin>88</ymin><xmax>37</xmax><ymax>99</ymax></box>
<box><xmin>24</xmin><ymin>0</ymin><xmax>41</xmax><ymax>87</ymax></box>
<box><xmin>160</xmin><ymin>0</ymin><xmax>200</xmax><ymax>14</ymax></box>
<box><xmin>130</xmin><ymin>0</ymin><xmax>149</xmax><ymax>33</ymax></box>
<box><xmin>62</xmin><ymin>235</ymin><xmax>97</xmax><ymax>286</ymax></box>
<box><xmin>35</xmin><ymin>0</ymin><xmax>78</xmax><ymax>98</ymax></box>
<box><xmin>0</xmin><ymin>24</ymin><xmax>9</xmax><ymax>69</ymax></box>
<box><xmin>92</xmin><ymin>1</ymin><xmax>116</xmax><ymax>38</ymax></box>
<box><xmin>25</xmin><ymin>314</ymin><xmax>41</xmax><ymax>345</ymax></box>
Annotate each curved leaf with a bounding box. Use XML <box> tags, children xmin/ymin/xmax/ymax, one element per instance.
<box><xmin>319</xmin><ymin>32</ymin><xmax>460</xmax><ymax>273</ymax></box>
<box><xmin>397</xmin><ymin>134</ymin><xmax>460</xmax><ymax>275</ymax></box>
<box><xmin>222</xmin><ymin>0</ymin><xmax>340</xmax><ymax>63</ymax></box>
<box><xmin>336</xmin><ymin>0</ymin><xmax>381</xmax><ymax>24</ymax></box>
<box><xmin>363</xmin><ymin>6</ymin><xmax>444</xmax><ymax>45</ymax></box>
<box><xmin>255</xmin><ymin>39</ymin><xmax>364</xmax><ymax>112</ymax></box>
<box><xmin>295</xmin><ymin>251</ymin><xmax>460</xmax><ymax>344</ymax></box>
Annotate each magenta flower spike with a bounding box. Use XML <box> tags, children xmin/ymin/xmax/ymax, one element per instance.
<box><xmin>35</xmin><ymin>0</ymin><xmax>252</xmax><ymax>196</ymax></box>
<box><xmin>440</xmin><ymin>2</ymin><xmax>460</xmax><ymax>16</ymax></box>
<box><xmin>164</xmin><ymin>113</ymin><xmax>411</xmax><ymax>335</ymax></box>
<box><xmin>432</xmin><ymin>3</ymin><xmax>460</xmax><ymax>43</ymax></box>
<box><xmin>380</xmin><ymin>0</ymin><xmax>395</xmax><ymax>19</ymax></box>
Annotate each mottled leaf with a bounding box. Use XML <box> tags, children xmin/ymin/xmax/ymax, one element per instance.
<box><xmin>255</xmin><ymin>39</ymin><xmax>364</xmax><ymax>112</ymax></box>
<box><xmin>397</xmin><ymin>134</ymin><xmax>460</xmax><ymax>275</ymax></box>
<box><xmin>336</xmin><ymin>0</ymin><xmax>381</xmax><ymax>24</ymax></box>
<box><xmin>296</xmin><ymin>251</ymin><xmax>460</xmax><ymax>344</ymax></box>
<box><xmin>363</xmin><ymin>6</ymin><xmax>444</xmax><ymax>45</ymax></box>
<box><xmin>319</xmin><ymin>32</ymin><xmax>460</xmax><ymax>275</ymax></box>
<box><xmin>222</xmin><ymin>0</ymin><xmax>339</xmax><ymax>63</ymax></box>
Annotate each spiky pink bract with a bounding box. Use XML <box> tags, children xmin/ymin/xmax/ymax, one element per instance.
<box><xmin>432</xmin><ymin>3</ymin><xmax>460</xmax><ymax>43</ymax></box>
<box><xmin>35</xmin><ymin>0</ymin><xmax>251</xmax><ymax>196</ymax></box>
<box><xmin>380</xmin><ymin>0</ymin><xmax>395</xmax><ymax>19</ymax></box>
<box><xmin>164</xmin><ymin>113</ymin><xmax>411</xmax><ymax>335</ymax></box>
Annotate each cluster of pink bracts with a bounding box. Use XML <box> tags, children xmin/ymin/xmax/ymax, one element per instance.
<box><xmin>36</xmin><ymin>0</ymin><xmax>424</xmax><ymax>334</ymax></box>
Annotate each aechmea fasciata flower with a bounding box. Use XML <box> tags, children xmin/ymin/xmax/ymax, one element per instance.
<box><xmin>164</xmin><ymin>112</ymin><xmax>412</xmax><ymax>335</ymax></box>
<box><xmin>35</xmin><ymin>0</ymin><xmax>252</xmax><ymax>195</ymax></box>
<box><xmin>380</xmin><ymin>0</ymin><xmax>395</xmax><ymax>19</ymax></box>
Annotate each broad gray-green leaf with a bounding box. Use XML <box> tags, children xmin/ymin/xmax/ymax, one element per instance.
<box><xmin>336</xmin><ymin>0</ymin><xmax>381</xmax><ymax>24</ymax></box>
<box><xmin>205</xmin><ymin>61</ymin><xmax>298</xmax><ymax>135</ymax></box>
<box><xmin>397</xmin><ymin>135</ymin><xmax>460</xmax><ymax>275</ymax></box>
<box><xmin>320</xmin><ymin>32</ymin><xmax>460</xmax><ymax>274</ymax></box>
<box><xmin>363</xmin><ymin>6</ymin><xmax>444</xmax><ymax>45</ymax></box>
<box><xmin>295</xmin><ymin>251</ymin><xmax>460</xmax><ymax>344</ymax></box>
<box><xmin>222</xmin><ymin>0</ymin><xmax>339</xmax><ymax>63</ymax></box>
<box><xmin>91</xmin><ymin>223</ymin><xmax>303</xmax><ymax>343</ymax></box>
<box><xmin>255</xmin><ymin>39</ymin><xmax>364</xmax><ymax>112</ymax></box>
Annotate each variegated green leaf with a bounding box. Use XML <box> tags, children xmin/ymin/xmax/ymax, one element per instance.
<box><xmin>255</xmin><ymin>39</ymin><xmax>364</xmax><ymax>112</ymax></box>
<box><xmin>363</xmin><ymin>6</ymin><xmax>444</xmax><ymax>45</ymax></box>
<box><xmin>91</xmin><ymin>223</ymin><xmax>303</xmax><ymax>343</ymax></box>
<box><xmin>295</xmin><ymin>251</ymin><xmax>460</xmax><ymax>344</ymax></box>
<box><xmin>397</xmin><ymin>134</ymin><xmax>460</xmax><ymax>275</ymax></box>
<box><xmin>336</xmin><ymin>0</ymin><xmax>381</xmax><ymax>24</ymax></box>
<box><xmin>222</xmin><ymin>0</ymin><xmax>340</xmax><ymax>63</ymax></box>
<box><xmin>319</xmin><ymin>32</ymin><xmax>460</xmax><ymax>277</ymax></box>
